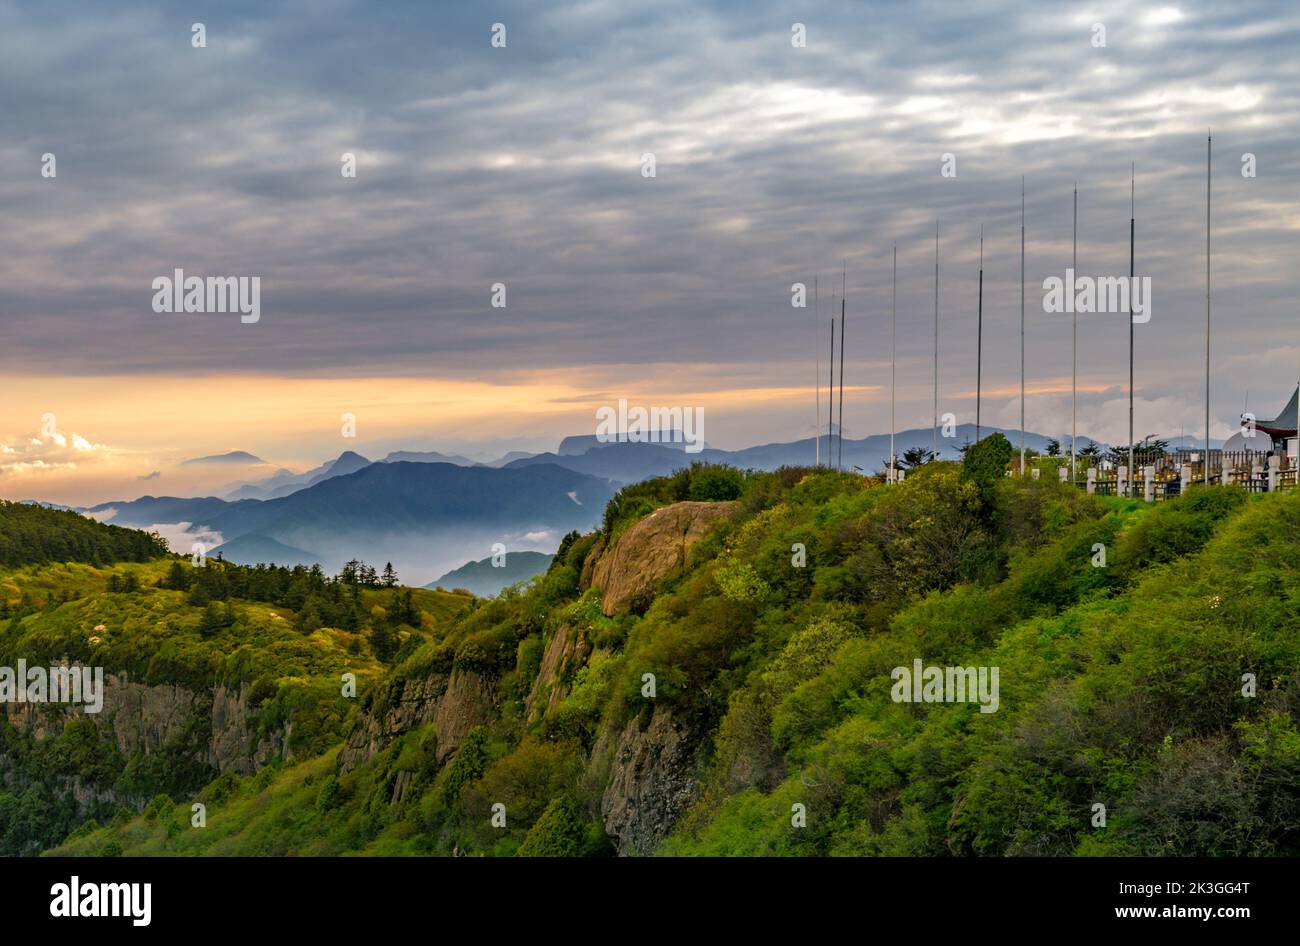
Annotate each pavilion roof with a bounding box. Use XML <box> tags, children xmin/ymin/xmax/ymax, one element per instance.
<box><xmin>1255</xmin><ymin>384</ymin><xmax>1299</xmax><ymax>434</ymax></box>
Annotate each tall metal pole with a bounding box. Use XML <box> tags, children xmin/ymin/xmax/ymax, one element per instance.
<box><xmin>1072</xmin><ymin>183</ymin><xmax>1078</xmax><ymax>484</ymax></box>
<box><xmin>838</xmin><ymin>261</ymin><xmax>846</xmax><ymax>470</ymax></box>
<box><xmin>828</xmin><ymin>290</ymin><xmax>835</xmax><ymax>467</ymax></box>
<box><xmin>1128</xmin><ymin>165</ymin><xmax>1135</xmax><ymax>495</ymax></box>
<box><xmin>890</xmin><ymin>243</ymin><xmax>897</xmax><ymax>482</ymax></box>
<box><xmin>1020</xmin><ymin>179</ymin><xmax>1026</xmax><ymax>474</ymax></box>
<box><xmin>1205</xmin><ymin>134</ymin><xmax>1212</xmax><ymax>485</ymax></box>
<box><xmin>933</xmin><ymin>222</ymin><xmax>939</xmax><ymax>459</ymax></box>
<box><xmin>976</xmin><ymin>228</ymin><xmax>983</xmax><ymax>443</ymax></box>
<box><xmin>814</xmin><ymin>275</ymin><xmax>820</xmax><ymax>467</ymax></box>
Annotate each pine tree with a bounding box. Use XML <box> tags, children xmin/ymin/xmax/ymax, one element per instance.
<box><xmin>298</xmin><ymin>597</ymin><xmax>324</xmax><ymax>634</ymax></box>
<box><xmin>161</xmin><ymin>561</ymin><xmax>191</xmax><ymax>591</ymax></box>
<box><xmin>388</xmin><ymin>588</ymin><xmax>419</xmax><ymax>627</ymax></box>
<box><xmin>381</xmin><ymin>562</ymin><xmax>398</xmax><ymax>588</ymax></box>
<box><xmin>198</xmin><ymin>601</ymin><xmax>232</xmax><ymax>638</ymax></box>
<box><xmin>370</xmin><ymin>622</ymin><xmax>398</xmax><ymax>662</ymax></box>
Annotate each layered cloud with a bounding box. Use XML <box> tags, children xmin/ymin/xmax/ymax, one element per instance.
<box><xmin>0</xmin><ymin>429</ymin><xmax>110</xmax><ymax>478</ymax></box>
<box><xmin>1</xmin><ymin>0</ymin><xmax>1297</xmax><ymax>483</ymax></box>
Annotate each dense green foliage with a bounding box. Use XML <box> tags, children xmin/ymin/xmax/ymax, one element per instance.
<box><xmin>600</xmin><ymin>462</ymin><xmax>749</xmax><ymax>537</ymax></box>
<box><xmin>961</xmin><ymin>431</ymin><xmax>1014</xmax><ymax>498</ymax></box>
<box><xmin>0</xmin><ymin>508</ymin><xmax>471</xmax><ymax>855</ymax></box>
<box><xmin>165</xmin><ymin>556</ymin><xmax>424</xmax><ymax>644</ymax></box>
<box><xmin>0</xmin><ymin>501</ymin><xmax>168</xmax><ymax>567</ymax></box>
<box><xmin>13</xmin><ymin>464</ymin><xmax>1300</xmax><ymax>858</ymax></box>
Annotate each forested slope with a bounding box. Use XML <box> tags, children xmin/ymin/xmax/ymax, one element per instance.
<box><xmin>10</xmin><ymin>442</ymin><xmax>1299</xmax><ymax>857</ymax></box>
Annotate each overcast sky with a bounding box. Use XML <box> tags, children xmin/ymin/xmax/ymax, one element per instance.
<box><xmin>3</xmin><ymin>0</ymin><xmax>1299</xmax><ymax>502</ymax></box>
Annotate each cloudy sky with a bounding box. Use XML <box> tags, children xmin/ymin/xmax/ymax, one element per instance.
<box><xmin>3</xmin><ymin>0</ymin><xmax>1299</xmax><ymax>504</ymax></box>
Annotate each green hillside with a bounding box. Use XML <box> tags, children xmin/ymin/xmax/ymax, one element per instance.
<box><xmin>10</xmin><ymin>450</ymin><xmax>1300</xmax><ymax>857</ymax></box>
<box><xmin>0</xmin><ymin>500</ymin><xmax>168</xmax><ymax>567</ymax></box>
<box><xmin>0</xmin><ymin>504</ymin><xmax>472</xmax><ymax>855</ymax></box>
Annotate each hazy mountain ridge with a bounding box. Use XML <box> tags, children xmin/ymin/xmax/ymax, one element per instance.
<box><xmin>204</xmin><ymin>461</ymin><xmax>613</xmax><ymax>582</ymax></box>
<box><xmin>77</xmin><ymin>462</ymin><xmax>612</xmax><ymax>581</ymax></box>
<box><xmin>513</xmin><ymin>424</ymin><xmax>1106</xmax><ymax>486</ymax></box>
<box><xmin>425</xmin><ymin>550</ymin><xmax>553</xmax><ymax>597</ymax></box>
<box><xmin>53</xmin><ymin>424</ymin><xmax>1180</xmax><ymax>584</ymax></box>
<box><xmin>182</xmin><ymin>450</ymin><xmax>267</xmax><ymax>465</ymax></box>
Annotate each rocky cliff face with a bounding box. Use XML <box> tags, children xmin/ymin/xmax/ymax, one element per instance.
<box><xmin>525</xmin><ymin>623</ymin><xmax>593</xmax><ymax>722</ymax></box>
<box><xmin>330</xmin><ymin>502</ymin><xmax>741</xmax><ymax>853</ymax></box>
<box><xmin>590</xmin><ymin>501</ymin><xmax>738</xmax><ymax>615</ymax></box>
<box><xmin>2</xmin><ymin>672</ymin><xmax>287</xmax><ymax>776</ymax></box>
<box><xmin>338</xmin><ymin>667</ymin><xmax>495</xmax><ymax>774</ymax></box>
<box><xmin>582</xmin><ymin>502</ymin><xmax>737</xmax><ymax>849</ymax></box>
<box><xmin>596</xmin><ymin>707</ymin><xmax>703</xmax><ymax>856</ymax></box>
<box><xmin>208</xmin><ymin>684</ymin><xmax>292</xmax><ymax>773</ymax></box>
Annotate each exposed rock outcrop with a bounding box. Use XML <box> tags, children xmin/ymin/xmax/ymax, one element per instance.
<box><xmin>590</xmin><ymin>501</ymin><xmax>737</xmax><ymax>615</ymax></box>
<box><xmin>578</xmin><ymin>535</ymin><xmax>605</xmax><ymax>589</ymax></box>
<box><xmin>338</xmin><ymin>667</ymin><xmax>495</xmax><ymax>774</ymax></box>
<box><xmin>598</xmin><ymin>707</ymin><xmax>702</xmax><ymax>856</ymax></box>
<box><xmin>2</xmin><ymin>673</ymin><xmax>287</xmax><ymax>776</ymax></box>
<box><xmin>525</xmin><ymin>623</ymin><xmax>594</xmax><ymax>722</ymax></box>
<box><xmin>208</xmin><ymin>684</ymin><xmax>293</xmax><ymax>774</ymax></box>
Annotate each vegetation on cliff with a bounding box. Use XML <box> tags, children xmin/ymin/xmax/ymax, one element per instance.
<box><xmin>7</xmin><ymin>461</ymin><xmax>1300</xmax><ymax>857</ymax></box>
<box><xmin>0</xmin><ymin>507</ymin><xmax>470</xmax><ymax>854</ymax></box>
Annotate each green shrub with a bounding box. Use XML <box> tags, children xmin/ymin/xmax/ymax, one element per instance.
<box><xmin>961</xmin><ymin>433</ymin><xmax>1014</xmax><ymax>493</ymax></box>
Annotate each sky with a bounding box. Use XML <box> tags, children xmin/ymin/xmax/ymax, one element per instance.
<box><xmin>3</xmin><ymin>0</ymin><xmax>1299</xmax><ymax>505</ymax></box>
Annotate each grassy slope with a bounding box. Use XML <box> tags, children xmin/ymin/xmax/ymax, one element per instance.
<box><xmin>1</xmin><ymin>554</ymin><xmax>471</xmax><ymax>855</ymax></box>
<box><xmin>2</xmin><ymin>560</ymin><xmax>469</xmax><ymax>691</ymax></box>
<box><xmin>665</xmin><ymin>488</ymin><xmax>1300</xmax><ymax>855</ymax></box>
<box><xmin>42</xmin><ymin>469</ymin><xmax>1300</xmax><ymax>857</ymax></box>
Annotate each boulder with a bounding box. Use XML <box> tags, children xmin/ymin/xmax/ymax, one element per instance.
<box><xmin>591</xmin><ymin>501</ymin><xmax>737</xmax><ymax>615</ymax></box>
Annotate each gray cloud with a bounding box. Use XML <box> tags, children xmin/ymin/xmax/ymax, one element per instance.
<box><xmin>3</xmin><ymin>0</ymin><xmax>1299</xmax><ymax>439</ymax></box>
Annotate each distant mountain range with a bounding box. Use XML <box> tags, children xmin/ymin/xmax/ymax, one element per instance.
<box><xmin>381</xmin><ymin>449</ymin><xmax>479</xmax><ymax>466</ymax></box>
<box><xmin>222</xmin><ymin>448</ymin><xmax>517</xmax><ymax>500</ymax></box>
<box><xmin>87</xmin><ymin>495</ymin><xmax>250</xmax><ymax>526</ymax></box>
<box><xmin>211</xmin><ymin>424</ymin><xmax>1109</xmax><ymax>507</ymax></box>
<box><xmin>182</xmin><ymin>450</ymin><xmax>266</xmax><ymax>465</ymax></box>
<box><xmin>505</xmin><ymin>424</ymin><xmax>1104</xmax><ymax>486</ymax></box>
<box><xmin>426</xmin><ymin>550</ymin><xmax>553</xmax><ymax>597</ymax></box>
<box><xmin>58</xmin><ymin>423</ymin><xmax>1178</xmax><ymax>590</ymax></box>
<box><xmin>224</xmin><ymin>450</ymin><xmax>376</xmax><ymax>500</ymax></box>
<box><xmin>556</xmin><ymin>432</ymin><xmax>705</xmax><ymax>455</ymax></box>
<box><xmin>86</xmin><ymin>461</ymin><xmax>612</xmax><ymax>585</ymax></box>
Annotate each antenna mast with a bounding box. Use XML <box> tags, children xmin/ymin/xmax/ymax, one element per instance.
<box><xmin>1020</xmin><ymin>179</ymin><xmax>1026</xmax><ymax>474</ymax></box>
<box><xmin>1128</xmin><ymin>164</ymin><xmax>1135</xmax><ymax>495</ymax></box>
<box><xmin>828</xmin><ymin>287</ymin><xmax>835</xmax><ymax>467</ymax></box>
<box><xmin>814</xmin><ymin>275</ymin><xmax>820</xmax><ymax>467</ymax></box>
<box><xmin>1072</xmin><ymin>182</ymin><xmax>1078</xmax><ymax>484</ymax></box>
<box><xmin>891</xmin><ymin>243</ymin><xmax>897</xmax><ymax>482</ymax></box>
<box><xmin>976</xmin><ymin>227</ymin><xmax>984</xmax><ymax>443</ymax></box>
<box><xmin>1205</xmin><ymin>133</ymin><xmax>1212</xmax><ymax>485</ymax></box>
<box><xmin>933</xmin><ymin>222</ymin><xmax>940</xmax><ymax>459</ymax></box>
<box><xmin>839</xmin><ymin>261</ymin><xmax>846</xmax><ymax>470</ymax></box>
